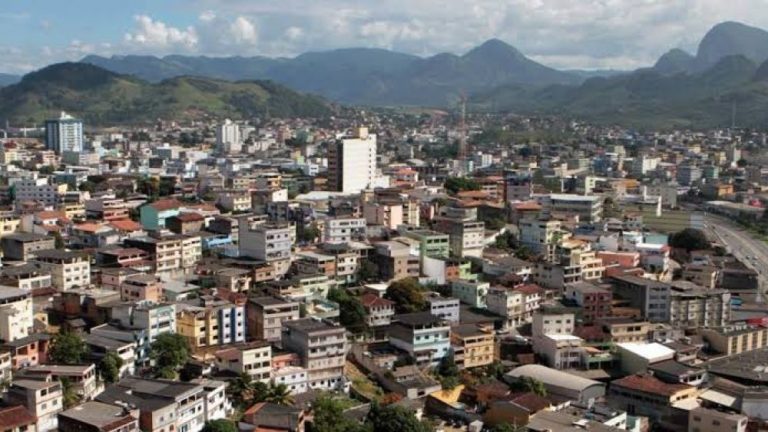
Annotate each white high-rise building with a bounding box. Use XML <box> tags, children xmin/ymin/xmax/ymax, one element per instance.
<box><xmin>216</xmin><ymin>119</ymin><xmax>242</xmax><ymax>153</ymax></box>
<box><xmin>45</xmin><ymin>111</ymin><xmax>83</xmax><ymax>154</ymax></box>
<box><xmin>328</xmin><ymin>127</ymin><xmax>377</xmax><ymax>193</ymax></box>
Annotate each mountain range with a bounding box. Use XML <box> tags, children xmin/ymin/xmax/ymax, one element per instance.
<box><xmin>0</xmin><ymin>63</ymin><xmax>330</xmax><ymax>124</ymax></box>
<box><xmin>4</xmin><ymin>20</ymin><xmax>768</xmax><ymax>127</ymax></box>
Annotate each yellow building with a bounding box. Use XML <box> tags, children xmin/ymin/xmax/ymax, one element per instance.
<box><xmin>59</xmin><ymin>203</ymin><xmax>86</xmax><ymax>220</ymax></box>
<box><xmin>0</xmin><ymin>213</ymin><xmax>20</xmax><ymax>237</ymax></box>
<box><xmin>598</xmin><ymin>318</ymin><xmax>652</xmax><ymax>344</ymax></box>
<box><xmin>176</xmin><ymin>302</ymin><xmax>248</xmax><ymax>350</ymax></box>
<box><xmin>451</xmin><ymin>324</ymin><xmax>495</xmax><ymax>369</ymax></box>
<box><xmin>702</xmin><ymin>326</ymin><xmax>768</xmax><ymax>356</ymax></box>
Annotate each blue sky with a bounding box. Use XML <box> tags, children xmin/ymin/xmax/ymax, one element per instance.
<box><xmin>1</xmin><ymin>0</ymin><xmax>768</xmax><ymax>74</ymax></box>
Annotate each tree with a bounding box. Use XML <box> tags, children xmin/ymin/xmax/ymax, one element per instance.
<box><xmin>52</xmin><ymin>231</ymin><xmax>65</xmax><ymax>249</ymax></box>
<box><xmin>437</xmin><ymin>349</ymin><xmax>460</xmax><ymax>390</ymax></box>
<box><xmin>444</xmin><ymin>177</ymin><xmax>480</xmax><ymax>195</ymax></box>
<box><xmin>385</xmin><ymin>278</ymin><xmax>426</xmax><ymax>314</ymax></box>
<box><xmin>60</xmin><ymin>377</ymin><xmax>81</xmax><ymax>409</ymax></box>
<box><xmin>297</xmin><ymin>223</ymin><xmax>321</xmax><ymax>243</ymax></box>
<box><xmin>511</xmin><ymin>376</ymin><xmax>547</xmax><ymax>397</ymax></box>
<box><xmin>264</xmin><ymin>383</ymin><xmax>294</xmax><ymax>406</ymax></box>
<box><xmin>356</xmin><ymin>260</ymin><xmax>379</xmax><ymax>283</ymax></box>
<box><xmin>39</xmin><ymin>165</ymin><xmax>56</xmax><ymax>175</ymax></box>
<box><xmin>202</xmin><ymin>420</ymin><xmax>237</xmax><ymax>432</ymax></box>
<box><xmin>79</xmin><ymin>181</ymin><xmax>97</xmax><ymax>193</ymax></box>
<box><xmin>365</xmin><ymin>401</ymin><xmax>431</xmax><ymax>432</ymax></box>
<box><xmin>49</xmin><ymin>331</ymin><xmax>87</xmax><ymax>365</ymax></box>
<box><xmin>310</xmin><ymin>394</ymin><xmax>369</xmax><ymax>432</ymax></box>
<box><xmin>98</xmin><ymin>352</ymin><xmax>123</xmax><ymax>384</ymax></box>
<box><xmin>668</xmin><ymin>228</ymin><xmax>710</xmax><ymax>252</ymax></box>
<box><xmin>328</xmin><ymin>288</ymin><xmax>368</xmax><ymax>334</ymax></box>
<box><xmin>737</xmin><ymin>158</ymin><xmax>748</xmax><ymax>168</ymax></box>
<box><xmin>150</xmin><ymin>333</ymin><xmax>190</xmax><ymax>373</ymax></box>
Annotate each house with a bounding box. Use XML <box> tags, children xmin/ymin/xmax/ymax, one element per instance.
<box><xmin>451</xmin><ymin>324</ymin><xmax>495</xmax><ymax>369</ymax></box>
<box><xmin>688</xmin><ymin>406</ymin><xmax>747</xmax><ymax>432</ymax></box>
<box><xmin>388</xmin><ymin>312</ymin><xmax>451</xmax><ymax>367</ymax></box>
<box><xmin>21</xmin><ymin>364</ymin><xmax>99</xmax><ymax>401</ymax></box>
<box><xmin>281</xmin><ymin>319</ymin><xmax>347</xmax><ymax>391</ymax></box>
<box><xmin>214</xmin><ymin>342</ymin><xmax>272</xmax><ymax>382</ymax></box>
<box><xmin>607</xmin><ymin>374</ymin><xmax>697</xmax><ymax>427</ymax></box>
<box><xmin>3</xmin><ymin>334</ymin><xmax>51</xmax><ymax>369</ymax></box>
<box><xmin>33</xmin><ymin>250</ymin><xmax>91</xmax><ymax>291</ymax></box>
<box><xmin>359</xmin><ymin>293</ymin><xmax>395</xmax><ymax>327</ymax></box>
<box><xmin>5</xmin><ymin>378</ymin><xmax>64</xmax><ymax>432</ymax></box>
<box><xmin>139</xmin><ymin>199</ymin><xmax>181</xmax><ymax>230</ymax></box>
<box><xmin>1</xmin><ymin>233</ymin><xmax>55</xmax><ymax>261</ymax></box>
<box><xmin>241</xmin><ymin>402</ymin><xmax>305</xmax><ymax>432</ymax></box>
<box><xmin>120</xmin><ymin>274</ymin><xmax>163</xmax><ymax>302</ymax></box>
<box><xmin>247</xmin><ymin>296</ymin><xmax>300</xmax><ymax>343</ymax></box>
<box><xmin>58</xmin><ymin>401</ymin><xmax>138</xmax><ymax>432</ymax></box>
<box><xmin>504</xmin><ymin>365</ymin><xmax>605</xmax><ymax>408</ymax></box>
<box><xmin>0</xmin><ymin>287</ymin><xmax>34</xmax><ymax>342</ymax></box>
<box><xmin>0</xmin><ymin>405</ymin><xmax>37</xmax><ymax>432</ymax></box>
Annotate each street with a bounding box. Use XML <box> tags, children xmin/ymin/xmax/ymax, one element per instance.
<box><xmin>704</xmin><ymin>213</ymin><xmax>768</xmax><ymax>303</ymax></box>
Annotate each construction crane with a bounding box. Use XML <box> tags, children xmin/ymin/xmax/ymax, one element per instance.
<box><xmin>457</xmin><ymin>92</ymin><xmax>468</xmax><ymax>161</ymax></box>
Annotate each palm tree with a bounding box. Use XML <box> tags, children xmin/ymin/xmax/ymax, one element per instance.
<box><xmin>264</xmin><ymin>383</ymin><xmax>294</xmax><ymax>406</ymax></box>
<box><xmin>228</xmin><ymin>373</ymin><xmax>255</xmax><ymax>408</ymax></box>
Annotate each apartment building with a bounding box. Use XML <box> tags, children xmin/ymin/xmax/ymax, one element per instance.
<box><xmin>33</xmin><ymin>250</ymin><xmax>91</xmax><ymax>291</ymax></box>
<box><xmin>247</xmin><ymin>296</ymin><xmax>300</xmax><ymax>343</ymax></box>
<box><xmin>110</xmin><ymin>303</ymin><xmax>176</xmax><ymax>363</ymax></box>
<box><xmin>120</xmin><ymin>274</ymin><xmax>163</xmax><ymax>302</ymax></box>
<box><xmin>702</xmin><ymin>326</ymin><xmax>768</xmax><ymax>356</ymax></box>
<box><xmin>214</xmin><ymin>342</ymin><xmax>272</xmax><ymax>382</ymax></box>
<box><xmin>668</xmin><ymin>283</ymin><xmax>730</xmax><ymax>329</ymax></box>
<box><xmin>323</xmin><ymin>217</ymin><xmax>366</xmax><ymax>243</ymax></box>
<box><xmin>1</xmin><ymin>233</ymin><xmax>55</xmax><ymax>261</ymax></box>
<box><xmin>402</xmin><ymin>230</ymin><xmax>450</xmax><ymax>263</ymax></box>
<box><xmin>327</xmin><ymin>127</ymin><xmax>378</xmax><ymax>193</ymax></box>
<box><xmin>564</xmin><ymin>282</ymin><xmax>612</xmax><ymax>324</ymax></box>
<box><xmin>360</xmin><ymin>293</ymin><xmax>395</xmax><ymax>327</ymax></box>
<box><xmin>451</xmin><ymin>324</ymin><xmax>495</xmax><ymax>369</ymax></box>
<box><xmin>125</xmin><ymin>234</ymin><xmax>184</xmax><ymax>276</ymax></box>
<box><xmin>13</xmin><ymin>178</ymin><xmax>60</xmax><ymax>207</ymax></box>
<box><xmin>139</xmin><ymin>199</ymin><xmax>181</xmax><ymax>230</ymax></box>
<box><xmin>610</xmin><ymin>275</ymin><xmax>671</xmax><ymax>322</ymax></box>
<box><xmin>363</xmin><ymin>202</ymin><xmax>403</xmax><ymax>230</ymax></box>
<box><xmin>608</xmin><ymin>374</ymin><xmax>697</xmax><ymax>427</ymax></box>
<box><xmin>85</xmin><ymin>197</ymin><xmax>130</xmax><ymax>221</ymax></box>
<box><xmin>0</xmin><ymin>263</ymin><xmax>53</xmax><ymax>292</ymax></box>
<box><xmin>282</xmin><ymin>319</ymin><xmax>347</xmax><ymax>391</ymax></box>
<box><xmin>597</xmin><ymin>318</ymin><xmax>652</xmax><ymax>344</ymax></box>
<box><xmin>534</xmin><ymin>193</ymin><xmax>603</xmax><ymax>223</ymax></box>
<box><xmin>389</xmin><ymin>312</ymin><xmax>451</xmax><ymax>367</ymax></box>
<box><xmin>486</xmin><ymin>286</ymin><xmax>525</xmax><ymax>328</ymax></box>
<box><xmin>426</xmin><ymin>293</ymin><xmax>460</xmax><ymax>324</ymax></box>
<box><xmin>238</xmin><ymin>221</ymin><xmax>293</xmax><ymax>277</ymax></box>
<box><xmin>450</xmin><ymin>279</ymin><xmax>489</xmax><ymax>308</ymax></box>
<box><xmin>6</xmin><ymin>378</ymin><xmax>63</xmax><ymax>432</ymax></box>
<box><xmin>295</xmin><ymin>251</ymin><xmax>336</xmax><ymax>278</ymax></box>
<box><xmin>58</xmin><ymin>401</ymin><xmax>139</xmax><ymax>432</ymax></box>
<box><xmin>176</xmin><ymin>300</ymin><xmax>245</xmax><ymax>349</ymax></box>
<box><xmin>23</xmin><ymin>364</ymin><xmax>99</xmax><ymax>401</ymax></box>
<box><xmin>688</xmin><ymin>407</ymin><xmax>747</xmax><ymax>432</ymax></box>
<box><xmin>0</xmin><ymin>287</ymin><xmax>34</xmax><ymax>342</ymax></box>
<box><xmin>519</xmin><ymin>219</ymin><xmax>563</xmax><ymax>262</ymax></box>
<box><xmin>371</xmin><ymin>241</ymin><xmax>419</xmax><ymax>282</ymax></box>
<box><xmin>532</xmin><ymin>309</ymin><xmax>584</xmax><ymax>369</ymax></box>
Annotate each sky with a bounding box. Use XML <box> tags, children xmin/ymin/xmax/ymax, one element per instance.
<box><xmin>2</xmin><ymin>0</ymin><xmax>768</xmax><ymax>74</ymax></box>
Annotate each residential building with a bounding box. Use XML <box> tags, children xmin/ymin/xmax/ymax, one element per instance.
<box><xmin>0</xmin><ymin>287</ymin><xmax>34</xmax><ymax>342</ymax></box>
<box><xmin>389</xmin><ymin>312</ymin><xmax>451</xmax><ymax>367</ymax></box>
<box><xmin>45</xmin><ymin>111</ymin><xmax>83</xmax><ymax>154</ymax></box>
<box><xmin>23</xmin><ymin>364</ymin><xmax>99</xmax><ymax>401</ymax></box>
<box><xmin>702</xmin><ymin>326</ymin><xmax>768</xmax><ymax>356</ymax></box>
<box><xmin>247</xmin><ymin>297</ymin><xmax>300</xmax><ymax>343</ymax></box>
<box><xmin>608</xmin><ymin>374</ymin><xmax>697</xmax><ymax>427</ymax></box>
<box><xmin>668</xmin><ymin>283</ymin><xmax>730</xmax><ymax>329</ymax></box>
<box><xmin>176</xmin><ymin>300</ymin><xmax>246</xmax><ymax>348</ymax></box>
<box><xmin>598</xmin><ymin>318</ymin><xmax>652</xmax><ymax>344</ymax></box>
<box><xmin>120</xmin><ymin>274</ymin><xmax>163</xmax><ymax>302</ymax></box>
<box><xmin>33</xmin><ymin>249</ymin><xmax>91</xmax><ymax>291</ymax></box>
<box><xmin>139</xmin><ymin>199</ymin><xmax>181</xmax><ymax>231</ymax></box>
<box><xmin>58</xmin><ymin>401</ymin><xmax>138</xmax><ymax>432</ymax></box>
<box><xmin>519</xmin><ymin>219</ymin><xmax>563</xmax><ymax>262</ymax></box>
<box><xmin>0</xmin><ymin>405</ymin><xmax>37</xmax><ymax>432</ymax></box>
<box><xmin>238</xmin><ymin>221</ymin><xmax>293</xmax><ymax>277</ymax></box>
<box><xmin>486</xmin><ymin>286</ymin><xmax>525</xmax><ymax>328</ymax></box>
<box><xmin>688</xmin><ymin>406</ymin><xmax>747</xmax><ymax>432</ymax></box>
<box><xmin>450</xmin><ymin>279</ymin><xmax>488</xmax><ymax>308</ymax></box>
<box><xmin>214</xmin><ymin>342</ymin><xmax>272</xmax><ymax>382</ymax></box>
<box><xmin>6</xmin><ymin>379</ymin><xmax>63</xmax><ymax>432</ymax></box>
<box><xmin>0</xmin><ymin>263</ymin><xmax>53</xmax><ymax>292</ymax></box>
<box><xmin>451</xmin><ymin>324</ymin><xmax>495</xmax><ymax>369</ymax></box>
<box><xmin>323</xmin><ymin>217</ymin><xmax>366</xmax><ymax>244</ymax></box>
<box><xmin>564</xmin><ymin>282</ymin><xmax>612</xmax><ymax>324</ymax></box>
<box><xmin>13</xmin><ymin>178</ymin><xmax>60</xmax><ymax>207</ymax></box>
<box><xmin>426</xmin><ymin>293</ymin><xmax>460</xmax><ymax>324</ymax></box>
<box><xmin>216</xmin><ymin>119</ymin><xmax>242</xmax><ymax>153</ymax></box>
<box><xmin>360</xmin><ymin>293</ymin><xmax>395</xmax><ymax>327</ymax></box>
<box><xmin>371</xmin><ymin>241</ymin><xmax>419</xmax><ymax>281</ymax></box>
<box><xmin>282</xmin><ymin>319</ymin><xmax>347</xmax><ymax>391</ymax></box>
<box><xmin>402</xmin><ymin>230</ymin><xmax>450</xmax><ymax>263</ymax></box>
<box><xmin>534</xmin><ymin>194</ymin><xmax>603</xmax><ymax>223</ymax></box>
<box><xmin>610</xmin><ymin>275</ymin><xmax>671</xmax><ymax>322</ymax></box>
<box><xmin>110</xmin><ymin>302</ymin><xmax>176</xmax><ymax>363</ymax></box>
<box><xmin>1</xmin><ymin>233</ymin><xmax>55</xmax><ymax>261</ymax></box>
<box><xmin>328</xmin><ymin>127</ymin><xmax>378</xmax><ymax>193</ymax></box>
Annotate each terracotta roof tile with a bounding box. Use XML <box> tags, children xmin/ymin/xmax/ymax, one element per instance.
<box><xmin>0</xmin><ymin>405</ymin><xmax>36</xmax><ymax>429</ymax></box>
<box><xmin>149</xmin><ymin>199</ymin><xmax>181</xmax><ymax>211</ymax></box>
<box><xmin>612</xmin><ymin>374</ymin><xmax>693</xmax><ymax>397</ymax></box>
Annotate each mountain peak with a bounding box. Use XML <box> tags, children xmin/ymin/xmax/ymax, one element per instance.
<box><xmin>695</xmin><ymin>21</ymin><xmax>768</xmax><ymax>70</ymax></box>
<box><xmin>465</xmin><ymin>39</ymin><xmax>522</xmax><ymax>59</ymax></box>
<box><xmin>21</xmin><ymin>62</ymin><xmax>120</xmax><ymax>90</ymax></box>
<box><xmin>653</xmin><ymin>48</ymin><xmax>694</xmax><ymax>75</ymax></box>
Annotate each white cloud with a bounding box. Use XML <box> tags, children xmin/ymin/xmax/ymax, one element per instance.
<box><xmin>229</xmin><ymin>16</ymin><xmax>258</xmax><ymax>45</ymax></box>
<box><xmin>124</xmin><ymin>15</ymin><xmax>198</xmax><ymax>51</ymax></box>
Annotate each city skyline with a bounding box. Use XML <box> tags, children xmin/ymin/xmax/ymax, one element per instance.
<box><xmin>3</xmin><ymin>0</ymin><xmax>768</xmax><ymax>74</ymax></box>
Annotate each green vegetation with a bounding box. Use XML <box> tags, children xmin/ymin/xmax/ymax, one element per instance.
<box><xmin>309</xmin><ymin>394</ymin><xmax>368</xmax><ymax>432</ymax></box>
<box><xmin>227</xmin><ymin>373</ymin><xmax>295</xmax><ymax>408</ymax></box>
<box><xmin>150</xmin><ymin>333</ymin><xmax>190</xmax><ymax>378</ymax></box>
<box><xmin>510</xmin><ymin>376</ymin><xmax>547</xmax><ymax>397</ymax></box>
<box><xmin>60</xmin><ymin>377</ymin><xmax>81</xmax><ymax>409</ymax></box>
<box><xmin>437</xmin><ymin>350</ymin><xmax>460</xmax><ymax>390</ymax></box>
<box><xmin>494</xmin><ymin>231</ymin><xmax>533</xmax><ymax>260</ymax></box>
<box><xmin>444</xmin><ymin>177</ymin><xmax>480</xmax><ymax>195</ymax></box>
<box><xmin>201</xmin><ymin>420</ymin><xmax>238</xmax><ymax>432</ymax></box>
<box><xmin>48</xmin><ymin>331</ymin><xmax>87</xmax><ymax>365</ymax></box>
<box><xmin>98</xmin><ymin>352</ymin><xmax>124</xmax><ymax>384</ymax></box>
<box><xmin>668</xmin><ymin>228</ymin><xmax>710</xmax><ymax>251</ymax></box>
<box><xmin>366</xmin><ymin>401</ymin><xmax>432</xmax><ymax>432</ymax></box>
<box><xmin>327</xmin><ymin>288</ymin><xmax>368</xmax><ymax>334</ymax></box>
<box><xmin>0</xmin><ymin>63</ymin><xmax>331</xmax><ymax>124</ymax></box>
<box><xmin>385</xmin><ymin>278</ymin><xmax>426</xmax><ymax>314</ymax></box>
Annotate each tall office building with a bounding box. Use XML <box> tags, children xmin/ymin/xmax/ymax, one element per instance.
<box><xmin>328</xmin><ymin>127</ymin><xmax>377</xmax><ymax>193</ymax></box>
<box><xmin>216</xmin><ymin>119</ymin><xmax>242</xmax><ymax>153</ymax></box>
<box><xmin>45</xmin><ymin>112</ymin><xmax>83</xmax><ymax>154</ymax></box>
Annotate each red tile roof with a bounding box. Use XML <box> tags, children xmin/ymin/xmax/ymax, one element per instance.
<box><xmin>513</xmin><ymin>284</ymin><xmax>544</xmax><ymax>295</ymax></box>
<box><xmin>612</xmin><ymin>374</ymin><xmax>693</xmax><ymax>397</ymax></box>
<box><xmin>510</xmin><ymin>392</ymin><xmax>551</xmax><ymax>413</ymax></box>
<box><xmin>360</xmin><ymin>292</ymin><xmax>394</xmax><ymax>308</ymax></box>
<box><xmin>149</xmin><ymin>199</ymin><xmax>181</xmax><ymax>211</ymax></box>
<box><xmin>0</xmin><ymin>406</ymin><xmax>36</xmax><ymax>429</ymax></box>
<box><xmin>174</xmin><ymin>213</ymin><xmax>205</xmax><ymax>222</ymax></box>
<box><xmin>109</xmin><ymin>219</ymin><xmax>143</xmax><ymax>232</ymax></box>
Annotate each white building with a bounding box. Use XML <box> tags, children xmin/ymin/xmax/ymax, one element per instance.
<box><xmin>328</xmin><ymin>127</ymin><xmax>378</xmax><ymax>193</ymax></box>
<box><xmin>238</xmin><ymin>221</ymin><xmax>293</xmax><ymax>276</ymax></box>
<box><xmin>45</xmin><ymin>111</ymin><xmax>83</xmax><ymax>154</ymax></box>
<box><xmin>0</xmin><ymin>287</ymin><xmax>33</xmax><ymax>342</ymax></box>
<box><xmin>323</xmin><ymin>217</ymin><xmax>366</xmax><ymax>243</ymax></box>
<box><xmin>216</xmin><ymin>119</ymin><xmax>242</xmax><ymax>153</ymax></box>
<box><xmin>272</xmin><ymin>366</ymin><xmax>309</xmax><ymax>395</ymax></box>
<box><xmin>214</xmin><ymin>342</ymin><xmax>272</xmax><ymax>382</ymax></box>
<box><xmin>33</xmin><ymin>250</ymin><xmax>91</xmax><ymax>291</ymax></box>
<box><xmin>426</xmin><ymin>293</ymin><xmax>460</xmax><ymax>323</ymax></box>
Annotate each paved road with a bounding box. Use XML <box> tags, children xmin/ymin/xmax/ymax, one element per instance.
<box><xmin>704</xmin><ymin>213</ymin><xmax>768</xmax><ymax>303</ymax></box>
